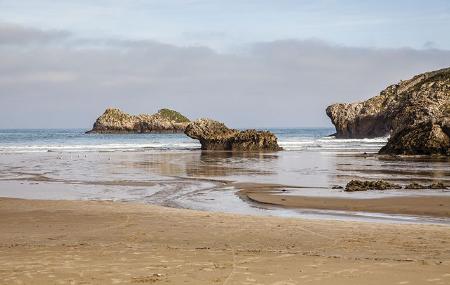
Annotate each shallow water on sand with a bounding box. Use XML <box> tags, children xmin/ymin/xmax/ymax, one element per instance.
<box><xmin>0</xmin><ymin>149</ymin><xmax>449</xmax><ymax>224</ymax></box>
<box><xmin>0</xmin><ymin>129</ymin><xmax>449</xmax><ymax>224</ymax></box>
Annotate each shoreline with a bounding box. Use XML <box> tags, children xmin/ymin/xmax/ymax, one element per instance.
<box><xmin>2</xmin><ymin>178</ymin><xmax>450</xmax><ymax>224</ymax></box>
<box><xmin>1</xmin><ymin>197</ymin><xmax>450</xmax><ymax>284</ymax></box>
<box><xmin>237</xmin><ymin>186</ymin><xmax>450</xmax><ymax>218</ymax></box>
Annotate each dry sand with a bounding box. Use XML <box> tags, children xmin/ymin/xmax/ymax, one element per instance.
<box><xmin>0</xmin><ymin>198</ymin><xmax>450</xmax><ymax>285</ymax></box>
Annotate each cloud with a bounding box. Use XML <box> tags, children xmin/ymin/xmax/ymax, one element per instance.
<box><xmin>0</xmin><ymin>23</ymin><xmax>449</xmax><ymax>128</ymax></box>
<box><xmin>0</xmin><ymin>22</ymin><xmax>70</xmax><ymax>46</ymax></box>
<box><xmin>423</xmin><ymin>41</ymin><xmax>437</xmax><ymax>49</ymax></box>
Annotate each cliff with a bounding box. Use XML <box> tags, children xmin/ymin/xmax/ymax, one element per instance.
<box><xmin>326</xmin><ymin>67</ymin><xmax>450</xmax><ymax>155</ymax></box>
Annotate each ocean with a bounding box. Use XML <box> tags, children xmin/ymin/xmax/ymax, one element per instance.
<box><xmin>0</xmin><ymin>128</ymin><xmax>387</xmax><ymax>153</ymax></box>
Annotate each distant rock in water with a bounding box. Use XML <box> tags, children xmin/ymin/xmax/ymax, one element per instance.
<box><xmin>326</xmin><ymin>67</ymin><xmax>450</xmax><ymax>155</ymax></box>
<box><xmin>184</xmin><ymin>119</ymin><xmax>282</xmax><ymax>151</ymax></box>
<box><xmin>86</xmin><ymin>108</ymin><xmax>190</xmax><ymax>134</ymax></box>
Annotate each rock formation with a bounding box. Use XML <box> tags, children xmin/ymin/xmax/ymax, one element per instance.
<box><xmin>326</xmin><ymin>67</ymin><xmax>450</xmax><ymax>155</ymax></box>
<box><xmin>405</xmin><ymin>182</ymin><xmax>447</xmax><ymax>190</ymax></box>
<box><xmin>344</xmin><ymin>180</ymin><xmax>447</xmax><ymax>192</ymax></box>
<box><xmin>345</xmin><ymin>180</ymin><xmax>402</xmax><ymax>192</ymax></box>
<box><xmin>184</xmin><ymin>119</ymin><xmax>282</xmax><ymax>151</ymax></box>
<box><xmin>86</xmin><ymin>108</ymin><xmax>190</xmax><ymax>134</ymax></box>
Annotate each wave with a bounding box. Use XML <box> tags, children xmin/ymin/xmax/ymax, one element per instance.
<box><xmin>0</xmin><ymin>142</ymin><xmax>201</xmax><ymax>153</ymax></box>
<box><xmin>0</xmin><ymin>137</ymin><xmax>389</xmax><ymax>153</ymax></box>
<box><xmin>278</xmin><ymin>136</ymin><xmax>388</xmax><ymax>151</ymax></box>
<box><xmin>0</xmin><ymin>129</ymin><xmax>389</xmax><ymax>153</ymax></box>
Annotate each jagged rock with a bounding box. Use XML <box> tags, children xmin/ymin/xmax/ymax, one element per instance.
<box><xmin>184</xmin><ymin>119</ymin><xmax>282</xmax><ymax>151</ymax></box>
<box><xmin>379</xmin><ymin>120</ymin><xmax>450</xmax><ymax>155</ymax></box>
<box><xmin>405</xmin><ymin>182</ymin><xmax>426</xmax><ymax>189</ymax></box>
<box><xmin>345</xmin><ymin>180</ymin><xmax>401</xmax><ymax>192</ymax></box>
<box><xmin>429</xmin><ymin>182</ymin><xmax>447</xmax><ymax>189</ymax></box>
<box><xmin>326</xmin><ymin>67</ymin><xmax>450</xmax><ymax>155</ymax></box>
<box><xmin>326</xmin><ymin>100</ymin><xmax>390</xmax><ymax>139</ymax></box>
<box><xmin>86</xmin><ymin>108</ymin><xmax>190</xmax><ymax>134</ymax></box>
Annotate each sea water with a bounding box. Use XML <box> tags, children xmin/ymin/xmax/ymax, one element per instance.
<box><xmin>0</xmin><ymin>128</ymin><xmax>448</xmax><ymax>224</ymax></box>
<box><xmin>0</xmin><ymin>128</ymin><xmax>387</xmax><ymax>153</ymax></box>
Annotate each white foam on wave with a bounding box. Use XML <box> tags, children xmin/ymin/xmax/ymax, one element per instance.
<box><xmin>279</xmin><ymin>136</ymin><xmax>388</xmax><ymax>151</ymax></box>
<box><xmin>0</xmin><ymin>142</ymin><xmax>201</xmax><ymax>153</ymax></box>
<box><xmin>317</xmin><ymin>137</ymin><xmax>389</xmax><ymax>143</ymax></box>
<box><xmin>0</xmin><ymin>132</ymin><xmax>390</xmax><ymax>153</ymax></box>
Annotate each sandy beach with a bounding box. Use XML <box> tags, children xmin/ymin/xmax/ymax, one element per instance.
<box><xmin>1</xmin><ymin>136</ymin><xmax>449</xmax><ymax>284</ymax></box>
<box><xmin>2</xmin><ymin>1</ymin><xmax>450</xmax><ymax>284</ymax></box>
<box><xmin>1</xmin><ymin>197</ymin><xmax>450</xmax><ymax>285</ymax></box>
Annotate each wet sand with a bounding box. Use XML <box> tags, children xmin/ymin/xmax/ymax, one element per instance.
<box><xmin>238</xmin><ymin>185</ymin><xmax>450</xmax><ymax>218</ymax></box>
<box><xmin>1</xmin><ymin>197</ymin><xmax>450</xmax><ymax>285</ymax></box>
<box><xmin>1</xmin><ymin>150</ymin><xmax>449</xmax><ymax>222</ymax></box>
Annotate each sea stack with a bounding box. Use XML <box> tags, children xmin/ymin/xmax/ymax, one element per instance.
<box><xmin>184</xmin><ymin>118</ymin><xmax>282</xmax><ymax>151</ymax></box>
<box><xmin>86</xmin><ymin>108</ymin><xmax>190</xmax><ymax>134</ymax></box>
<box><xmin>326</xmin><ymin>67</ymin><xmax>450</xmax><ymax>155</ymax></box>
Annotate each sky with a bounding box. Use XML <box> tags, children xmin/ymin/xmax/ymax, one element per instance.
<box><xmin>1</xmin><ymin>0</ymin><xmax>450</xmax><ymax>128</ymax></box>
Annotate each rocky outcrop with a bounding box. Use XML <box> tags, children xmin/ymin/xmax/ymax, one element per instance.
<box><xmin>184</xmin><ymin>119</ymin><xmax>282</xmax><ymax>151</ymax></box>
<box><xmin>326</xmin><ymin>101</ymin><xmax>390</xmax><ymax>139</ymax></box>
<box><xmin>345</xmin><ymin>180</ymin><xmax>401</xmax><ymax>192</ymax></box>
<box><xmin>379</xmin><ymin>119</ymin><xmax>450</xmax><ymax>155</ymax></box>
<box><xmin>86</xmin><ymin>108</ymin><xmax>190</xmax><ymax>134</ymax></box>
<box><xmin>405</xmin><ymin>182</ymin><xmax>447</xmax><ymax>190</ymax></box>
<box><xmin>344</xmin><ymin>180</ymin><xmax>447</xmax><ymax>192</ymax></box>
<box><xmin>326</xmin><ymin>67</ymin><xmax>450</xmax><ymax>155</ymax></box>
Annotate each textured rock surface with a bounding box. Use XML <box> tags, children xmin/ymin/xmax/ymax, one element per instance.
<box><xmin>345</xmin><ymin>180</ymin><xmax>447</xmax><ymax>192</ymax></box>
<box><xmin>87</xmin><ymin>108</ymin><xmax>190</xmax><ymax>133</ymax></box>
<box><xmin>345</xmin><ymin>180</ymin><xmax>402</xmax><ymax>192</ymax></box>
<box><xmin>326</xmin><ymin>67</ymin><xmax>450</xmax><ymax>155</ymax></box>
<box><xmin>185</xmin><ymin>119</ymin><xmax>282</xmax><ymax>151</ymax></box>
<box><xmin>404</xmin><ymin>182</ymin><xmax>425</xmax><ymax>189</ymax></box>
<box><xmin>379</xmin><ymin>120</ymin><xmax>450</xmax><ymax>155</ymax></box>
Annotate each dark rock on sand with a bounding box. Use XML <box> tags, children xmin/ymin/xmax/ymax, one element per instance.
<box><xmin>332</xmin><ymin>185</ymin><xmax>344</xmax><ymax>189</ymax></box>
<box><xmin>326</xmin><ymin>67</ymin><xmax>450</xmax><ymax>155</ymax></box>
<box><xmin>404</xmin><ymin>182</ymin><xmax>426</xmax><ymax>189</ymax></box>
<box><xmin>345</xmin><ymin>180</ymin><xmax>402</xmax><ymax>192</ymax></box>
<box><xmin>429</xmin><ymin>182</ymin><xmax>447</xmax><ymax>189</ymax></box>
<box><xmin>184</xmin><ymin>119</ymin><xmax>282</xmax><ymax>151</ymax></box>
<box><xmin>86</xmin><ymin>108</ymin><xmax>190</xmax><ymax>134</ymax></box>
<box><xmin>405</xmin><ymin>182</ymin><xmax>447</xmax><ymax>190</ymax></box>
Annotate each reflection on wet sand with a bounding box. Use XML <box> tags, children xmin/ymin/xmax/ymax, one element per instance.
<box><xmin>128</xmin><ymin>151</ymin><xmax>277</xmax><ymax>178</ymax></box>
<box><xmin>0</xmin><ymin>149</ymin><xmax>449</xmax><ymax>223</ymax></box>
<box><xmin>331</xmin><ymin>153</ymin><xmax>450</xmax><ymax>187</ymax></box>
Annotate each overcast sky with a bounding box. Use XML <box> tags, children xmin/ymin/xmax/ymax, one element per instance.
<box><xmin>1</xmin><ymin>0</ymin><xmax>450</xmax><ymax>128</ymax></box>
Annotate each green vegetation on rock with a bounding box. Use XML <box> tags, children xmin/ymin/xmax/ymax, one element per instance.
<box><xmin>157</xmin><ymin>108</ymin><xmax>190</xmax><ymax>123</ymax></box>
<box><xmin>87</xmin><ymin>108</ymin><xmax>190</xmax><ymax>133</ymax></box>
